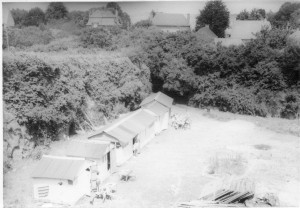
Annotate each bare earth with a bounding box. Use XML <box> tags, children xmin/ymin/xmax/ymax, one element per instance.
<box><xmin>4</xmin><ymin>105</ymin><xmax>300</xmax><ymax>208</ymax></box>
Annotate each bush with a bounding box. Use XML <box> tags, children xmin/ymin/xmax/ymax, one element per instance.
<box><xmin>3</xmin><ymin>26</ymin><xmax>53</xmax><ymax>49</ymax></box>
<box><xmin>3</xmin><ymin>52</ymin><xmax>151</xmax><ymax>144</ymax></box>
<box><xmin>80</xmin><ymin>27</ymin><xmax>115</xmax><ymax>49</ymax></box>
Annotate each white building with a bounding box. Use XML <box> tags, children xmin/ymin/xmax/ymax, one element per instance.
<box><xmin>140</xmin><ymin>91</ymin><xmax>173</xmax><ymax>133</ymax></box>
<box><xmin>31</xmin><ymin>155</ymin><xmax>93</xmax><ymax>205</ymax></box>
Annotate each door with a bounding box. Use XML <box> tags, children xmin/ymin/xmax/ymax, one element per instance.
<box><xmin>109</xmin><ymin>147</ymin><xmax>117</xmax><ymax>173</ymax></box>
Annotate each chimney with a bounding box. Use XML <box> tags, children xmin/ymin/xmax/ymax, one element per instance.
<box><xmin>187</xmin><ymin>13</ymin><xmax>190</xmax><ymax>25</ymax></box>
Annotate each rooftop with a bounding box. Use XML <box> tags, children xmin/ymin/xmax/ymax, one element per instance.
<box><xmin>151</xmin><ymin>12</ymin><xmax>190</xmax><ymax>27</ymax></box>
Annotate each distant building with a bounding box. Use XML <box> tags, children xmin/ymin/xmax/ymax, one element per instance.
<box><xmin>86</xmin><ymin>8</ymin><xmax>120</xmax><ymax>28</ymax></box>
<box><xmin>215</xmin><ymin>19</ymin><xmax>271</xmax><ymax>47</ymax></box>
<box><xmin>225</xmin><ymin>20</ymin><xmax>271</xmax><ymax>41</ymax></box>
<box><xmin>195</xmin><ymin>25</ymin><xmax>218</xmax><ymax>42</ymax></box>
<box><xmin>2</xmin><ymin>8</ymin><xmax>15</xmax><ymax>27</ymax></box>
<box><xmin>150</xmin><ymin>12</ymin><xmax>190</xmax><ymax>32</ymax></box>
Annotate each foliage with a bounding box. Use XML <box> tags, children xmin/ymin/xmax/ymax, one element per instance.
<box><xmin>106</xmin><ymin>2</ymin><xmax>131</xmax><ymax>29</ymax></box>
<box><xmin>237</xmin><ymin>8</ymin><xmax>266</xmax><ymax>20</ymax></box>
<box><xmin>23</xmin><ymin>7</ymin><xmax>45</xmax><ymax>27</ymax></box>
<box><xmin>195</xmin><ymin>0</ymin><xmax>230</xmax><ymax>37</ymax></box>
<box><xmin>3</xmin><ymin>26</ymin><xmax>53</xmax><ymax>49</ymax></box>
<box><xmin>3</xmin><ymin>52</ymin><xmax>151</xmax><ymax>144</ymax></box>
<box><xmin>269</xmin><ymin>2</ymin><xmax>300</xmax><ymax>28</ymax></box>
<box><xmin>68</xmin><ymin>10</ymin><xmax>89</xmax><ymax>28</ymax></box>
<box><xmin>133</xmin><ymin>19</ymin><xmax>152</xmax><ymax>28</ymax></box>
<box><xmin>170</xmin><ymin>113</ymin><xmax>191</xmax><ymax>130</ymax></box>
<box><xmin>290</xmin><ymin>9</ymin><xmax>300</xmax><ymax>28</ymax></box>
<box><xmin>45</xmin><ymin>2</ymin><xmax>68</xmax><ymax>21</ymax></box>
<box><xmin>11</xmin><ymin>9</ymin><xmax>28</xmax><ymax>27</ymax></box>
<box><xmin>80</xmin><ymin>27</ymin><xmax>114</xmax><ymax>48</ymax></box>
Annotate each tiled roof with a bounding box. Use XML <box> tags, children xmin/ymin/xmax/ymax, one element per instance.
<box><xmin>31</xmin><ymin>156</ymin><xmax>85</xmax><ymax>181</ymax></box>
<box><xmin>152</xmin><ymin>12</ymin><xmax>189</xmax><ymax>27</ymax></box>
<box><xmin>66</xmin><ymin>140</ymin><xmax>109</xmax><ymax>159</ymax></box>
<box><xmin>196</xmin><ymin>25</ymin><xmax>218</xmax><ymax>39</ymax></box>
<box><xmin>89</xmin><ymin>9</ymin><xmax>115</xmax><ymax>18</ymax></box>
<box><xmin>86</xmin><ymin>9</ymin><xmax>118</xmax><ymax>26</ymax></box>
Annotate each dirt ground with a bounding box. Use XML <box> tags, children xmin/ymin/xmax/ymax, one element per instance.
<box><xmin>3</xmin><ymin>105</ymin><xmax>300</xmax><ymax>208</ymax></box>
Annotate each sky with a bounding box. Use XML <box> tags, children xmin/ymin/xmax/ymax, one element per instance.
<box><xmin>2</xmin><ymin>0</ymin><xmax>292</xmax><ymax>24</ymax></box>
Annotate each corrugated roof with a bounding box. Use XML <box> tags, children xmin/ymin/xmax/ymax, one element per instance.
<box><xmin>106</xmin><ymin>125</ymin><xmax>137</xmax><ymax>145</ymax></box>
<box><xmin>140</xmin><ymin>92</ymin><xmax>173</xmax><ymax>108</ymax></box>
<box><xmin>131</xmin><ymin>109</ymin><xmax>157</xmax><ymax>127</ymax></box>
<box><xmin>31</xmin><ymin>156</ymin><xmax>85</xmax><ymax>181</ymax></box>
<box><xmin>144</xmin><ymin>101</ymin><xmax>169</xmax><ymax>116</ymax></box>
<box><xmin>66</xmin><ymin>141</ymin><xmax>109</xmax><ymax>159</ymax></box>
<box><xmin>226</xmin><ymin>20</ymin><xmax>271</xmax><ymax>39</ymax></box>
<box><xmin>152</xmin><ymin>12</ymin><xmax>189</xmax><ymax>27</ymax></box>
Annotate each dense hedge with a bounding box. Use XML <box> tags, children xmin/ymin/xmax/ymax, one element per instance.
<box><xmin>78</xmin><ymin>26</ymin><xmax>300</xmax><ymax>119</ymax></box>
<box><xmin>3</xmin><ymin>52</ymin><xmax>151</xmax><ymax>144</ymax></box>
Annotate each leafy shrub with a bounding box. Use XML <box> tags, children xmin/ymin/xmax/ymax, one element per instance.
<box><xmin>3</xmin><ymin>26</ymin><xmax>53</xmax><ymax>49</ymax></box>
<box><xmin>3</xmin><ymin>52</ymin><xmax>151</xmax><ymax>144</ymax></box>
<box><xmin>80</xmin><ymin>27</ymin><xmax>116</xmax><ymax>49</ymax></box>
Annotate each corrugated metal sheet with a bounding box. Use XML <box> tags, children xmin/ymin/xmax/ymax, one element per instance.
<box><xmin>152</xmin><ymin>12</ymin><xmax>189</xmax><ymax>27</ymax></box>
<box><xmin>106</xmin><ymin>125</ymin><xmax>137</xmax><ymax>145</ymax></box>
<box><xmin>131</xmin><ymin>110</ymin><xmax>157</xmax><ymax>127</ymax></box>
<box><xmin>66</xmin><ymin>141</ymin><xmax>109</xmax><ymax>159</ymax></box>
<box><xmin>31</xmin><ymin>157</ymin><xmax>85</xmax><ymax>181</ymax></box>
<box><xmin>140</xmin><ymin>92</ymin><xmax>173</xmax><ymax>108</ymax></box>
<box><xmin>145</xmin><ymin>101</ymin><xmax>169</xmax><ymax>116</ymax></box>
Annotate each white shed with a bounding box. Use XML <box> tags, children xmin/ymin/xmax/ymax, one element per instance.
<box><xmin>31</xmin><ymin>155</ymin><xmax>93</xmax><ymax>205</ymax></box>
<box><xmin>140</xmin><ymin>91</ymin><xmax>174</xmax><ymax>133</ymax></box>
<box><xmin>66</xmin><ymin>140</ymin><xmax>115</xmax><ymax>183</ymax></box>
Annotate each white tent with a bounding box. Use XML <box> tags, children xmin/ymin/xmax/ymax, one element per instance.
<box><xmin>66</xmin><ymin>140</ymin><xmax>115</xmax><ymax>182</ymax></box>
<box><xmin>31</xmin><ymin>155</ymin><xmax>93</xmax><ymax>205</ymax></box>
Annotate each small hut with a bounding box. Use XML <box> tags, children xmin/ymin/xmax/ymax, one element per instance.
<box><xmin>140</xmin><ymin>91</ymin><xmax>174</xmax><ymax>133</ymax></box>
<box><xmin>31</xmin><ymin>155</ymin><xmax>92</xmax><ymax>205</ymax></box>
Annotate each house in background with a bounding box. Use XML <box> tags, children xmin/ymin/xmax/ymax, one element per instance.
<box><xmin>86</xmin><ymin>8</ymin><xmax>120</xmax><ymax>28</ymax></box>
<box><xmin>2</xmin><ymin>9</ymin><xmax>15</xmax><ymax>27</ymax></box>
<box><xmin>31</xmin><ymin>155</ymin><xmax>92</xmax><ymax>205</ymax></box>
<box><xmin>195</xmin><ymin>25</ymin><xmax>218</xmax><ymax>43</ymax></box>
<box><xmin>150</xmin><ymin>12</ymin><xmax>190</xmax><ymax>32</ymax></box>
<box><xmin>215</xmin><ymin>19</ymin><xmax>271</xmax><ymax>47</ymax></box>
<box><xmin>66</xmin><ymin>140</ymin><xmax>115</xmax><ymax>183</ymax></box>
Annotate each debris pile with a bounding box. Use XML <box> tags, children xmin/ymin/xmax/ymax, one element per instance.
<box><xmin>171</xmin><ymin>113</ymin><xmax>191</xmax><ymax>130</ymax></box>
<box><xmin>176</xmin><ymin>177</ymin><xmax>280</xmax><ymax>207</ymax></box>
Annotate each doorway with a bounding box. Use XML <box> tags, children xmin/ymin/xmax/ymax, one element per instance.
<box><xmin>107</xmin><ymin>152</ymin><xmax>111</xmax><ymax>171</ymax></box>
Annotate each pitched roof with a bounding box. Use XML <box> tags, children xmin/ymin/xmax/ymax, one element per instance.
<box><xmin>226</xmin><ymin>20</ymin><xmax>271</xmax><ymax>39</ymax></box>
<box><xmin>2</xmin><ymin>9</ymin><xmax>15</xmax><ymax>27</ymax></box>
<box><xmin>89</xmin><ymin>9</ymin><xmax>116</xmax><ymax>18</ymax></box>
<box><xmin>88</xmin><ymin>109</ymin><xmax>157</xmax><ymax>145</ymax></box>
<box><xmin>151</xmin><ymin>12</ymin><xmax>190</xmax><ymax>27</ymax></box>
<box><xmin>86</xmin><ymin>9</ymin><xmax>118</xmax><ymax>26</ymax></box>
<box><xmin>144</xmin><ymin>101</ymin><xmax>169</xmax><ymax>116</ymax></box>
<box><xmin>66</xmin><ymin>141</ymin><xmax>109</xmax><ymax>159</ymax></box>
<box><xmin>196</xmin><ymin>25</ymin><xmax>218</xmax><ymax>40</ymax></box>
<box><xmin>31</xmin><ymin>156</ymin><xmax>85</xmax><ymax>181</ymax></box>
<box><xmin>140</xmin><ymin>92</ymin><xmax>173</xmax><ymax>108</ymax></box>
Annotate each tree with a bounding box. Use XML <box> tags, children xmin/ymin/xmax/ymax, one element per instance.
<box><xmin>68</xmin><ymin>10</ymin><xmax>89</xmax><ymax>27</ymax></box>
<box><xmin>236</xmin><ymin>9</ymin><xmax>249</xmax><ymax>20</ymax></box>
<box><xmin>270</xmin><ymin>2</ymin><xmax>300</xmax><ymax>27</ymax></box>
<box><xmin>290</xmin><ymin>9</ymin><xmax>300</xmax><ymax>28</ymax></box>
<box><xmin>237</xmin><ymin>8</ymin><xmax>266</xmax><ymax>20</ymax></box>
<box><xmin>45</xmin><ymin>2</ymin><xmax>68</xmax><ymax>20</ymax></box>
<box><xmin>11</xmin><ymin>9</ymin><xmax>28</xmax><ymax>27</ymax></box>
<box><xmin>195</xmin><ymin>0</ymin><xmax>230</xmax><ymax>38</ymax></box>
<box><xmin>23</xmin><ymin>7</ymin><xmax>45</xmax><ymax>26</ymax></box>
<box><xmin>106</xmin><ymin>2</ymin><xmax>131</xmax><ymax>29</ymax></box>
